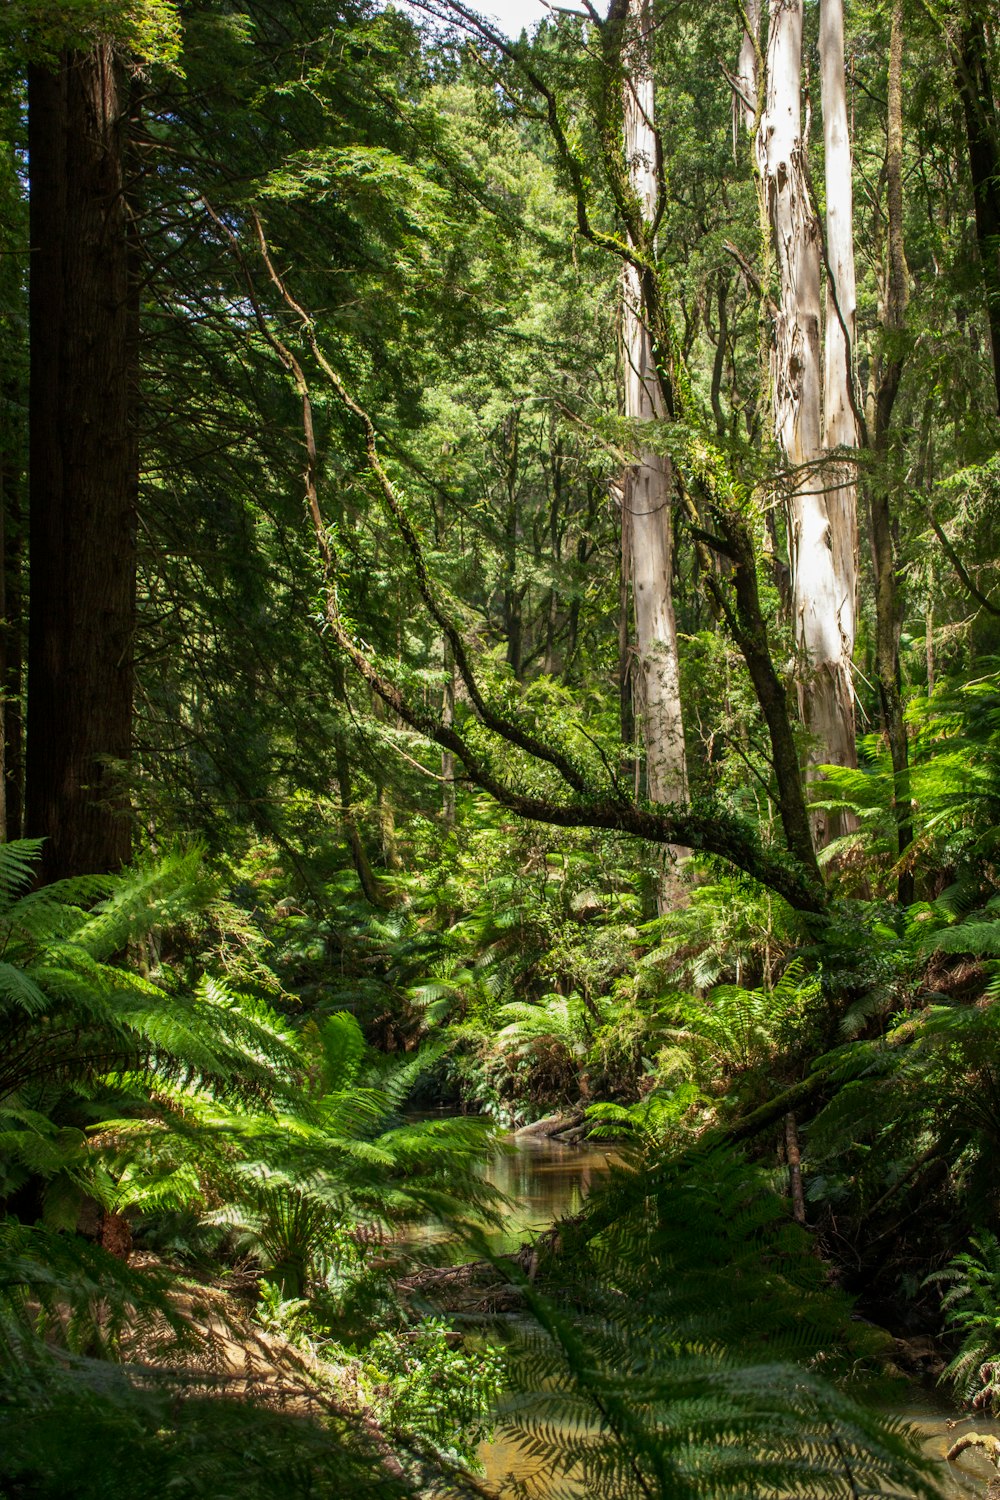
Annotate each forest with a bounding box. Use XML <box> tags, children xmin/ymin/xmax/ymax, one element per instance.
<box><xmin>2</xmin><ymin>0</ymin><xmax>1000</xmax><ymax>1492</ymax></box>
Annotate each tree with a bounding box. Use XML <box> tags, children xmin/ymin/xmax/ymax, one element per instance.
<box><xmin>866</xmin><ymin>0</ymin><xmax>913</xmax><ymax>903</ymax></box>
<box><xmin>620</xmin><ymin>0</ymin><xmax>688</xmax><ymax>904</ymax></box>
<box><xmin>954</xmin><ymin>0</ymin><xmax>1000</xmax><ymax>412</ymax></box>
<box><xmin>755</xmin><ymin>0</ymin><xmax>858</xmax><ymax>843</ymax></box>
<box><xmin>25</xmin><ymin>40</ymin><xmax>137</xmax><ymax>880</ymax></box>
<box><xmin>819</xmin><ymin>0</ymin><xmax>860</xmax><ymax>786</ymax></box>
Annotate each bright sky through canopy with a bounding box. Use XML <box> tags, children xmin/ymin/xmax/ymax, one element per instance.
<box><xmin>477</xmin><ymin>0</ymin><xmax>551</xmax><ymax>34</ymax></box>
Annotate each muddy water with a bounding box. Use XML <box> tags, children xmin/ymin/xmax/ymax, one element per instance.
<box><xmin>482</xmin><ymin>1134</ymin><xmax>614</xmax><ymax>1254</ymax></box>
<box><xmin>890</xmin><ymin>1389</ymin><xmax>1000</xmax><ymax>1497</ymax></box>
<box><xmin>472</xmin><ymin>1135</ymin><xmax>1000</xmax><ymax>1499</ymax></box>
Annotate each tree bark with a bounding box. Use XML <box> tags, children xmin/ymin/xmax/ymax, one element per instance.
<box><xmin>734</xmin><ymin>0</ymin><xmax>761</xmax><ymax>144</ymax></box>
<box><xmin>26</xmin><ymin>48</ymin><xmax>137</xmax><ymax>881</ymax></box>
<box><xmin>0</xmin><ymin>422</ymin><xmax>24</xmax><ymax>842</ymax></box>
<box><xmin>785</xmin><ymin>1110</ymin><xmax>807</xmax><ymax>1224</ymax></box>
<box><xmin>621</xmin><ymin>0</ymin><xmax>688</xmax><ymax>907</ymax></box>
<box><xmin>758</xmin><ymin>0</ymin><xmax>856</xmax><ymax>846</ymax></box>
<box><xmin>819</xmin><ymin>0</ymin><xmax>860</xmax><ymax>842</ymax></box>
<box><xmin>955</xmin><ymin>0</ymin><xmax>1000</xmax><ymax>413</ymax></box>
<box><xmin>868</xmin><ymin>0</ymin><xmax>913</xmax><ymax>904</ymax></box>
<box><xmin>3</xmin><ymin>506</ymin><xmax>24</xmax><ymax>844</ymax></box>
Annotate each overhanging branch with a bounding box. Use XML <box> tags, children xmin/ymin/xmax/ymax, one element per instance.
<box><xmin>208</xmin><ymin>209</ymin><xmax>827</xmax><ymax>917</ymax></box>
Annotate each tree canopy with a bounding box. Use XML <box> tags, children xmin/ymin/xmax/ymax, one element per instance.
<box><xmin>3</xmin><ymin>0</ymin><xmax>1000</xmax><ymax>1492</ymax></box>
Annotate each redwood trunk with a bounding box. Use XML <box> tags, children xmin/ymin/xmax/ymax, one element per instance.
<box><xmin>26</xmin><ymin>48</ymin><xmax>137</xmax><ymax>880</ymax></box>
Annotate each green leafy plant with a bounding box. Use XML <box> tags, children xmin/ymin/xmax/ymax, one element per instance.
<box><xmin>928</xmin><ymin>1230</ymin><xmax>1000</xmax><ymax>1412</ymax></box>
<box><xmin>367</xmin><ymin>1317</ymin><xmax>505</xmax><ymax>1464</ymax></box>
<box><xmin>496</xmin><ymin>1147</ymin><xmax>940</xmax><ymax>1499</ymax></box>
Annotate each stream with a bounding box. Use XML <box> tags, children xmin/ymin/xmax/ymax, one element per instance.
<box><xmin>464</xmin><ymin>1133</ymin><xmax>1000</xmax><ymax>1499</ymax></box>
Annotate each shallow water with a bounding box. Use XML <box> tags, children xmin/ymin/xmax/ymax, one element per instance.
<box><xmin>401</xmin><ymin>1129</ymin><xmax>616</xmax><ymax>1257</ymax></box>
<box><xmin>482</xmin><ymin>1134</ymin><xmax>615</xmax><ymax>1253</ymax></box>
<box><xmin>886</xmin><ymin>1387</ymin><xmax>1000</xmax><ymax>1497</ymax></box>
<box><xmin>469</xmin><ymin>1135</ymin><xmax>999</xmax><ymax>1499</ymax></box>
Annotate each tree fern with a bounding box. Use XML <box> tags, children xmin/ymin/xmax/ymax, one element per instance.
<box><xmin>927</xmin><ymin>1230</ymin><xmax>1000</xmax><ymax>1411</ymax></box>
<box><xmin>493</xmin><ymin>1147</ymin><xmax>941</xmax><ymax>1499</ymax></box>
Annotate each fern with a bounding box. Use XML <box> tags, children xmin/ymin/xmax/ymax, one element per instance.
<box><xmin>493</xmin><ymin>1147</ymin><xmax>941</xmax><ymax>1498</ymax></box>
<box><xmin>927</xmin><ymin>1231</ymin><xmax>1000</xmax><ymax>1412</ymax></box>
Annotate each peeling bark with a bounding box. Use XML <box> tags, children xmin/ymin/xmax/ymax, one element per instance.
<box><xmin>621</xmin><ymin>0</ymin><xmax>687</xmax><ymax>906</ymax></box>
<box><xmin>734</xmin><ymin>0</ymin><xmax>762</xmax><ymax>143</ymax></box>
<box><xmin>757</xmin><ymin>0</ymin><xmax>856</xmax><ymax>846</ymax></box>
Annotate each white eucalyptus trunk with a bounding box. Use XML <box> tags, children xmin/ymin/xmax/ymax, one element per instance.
<box><xmin>735</xmin><ymin>0</ymin><xmax>761</xmax><ymax>142</ymax></box>
<box><xmin>820</xmin><ymin>0</ymin><xmax>859</xmax><ymax>759</ymax></box>
<box><xmin>757</xmin><ymin>0</ymin><xmax>856</xmax><ymax>844</ymax></box>
<box><xmin>622</xmin><ymin>0</ymin><xmax>687</xmax><ymax>830</ymax></box>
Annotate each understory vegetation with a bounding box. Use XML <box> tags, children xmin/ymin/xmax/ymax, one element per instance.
<box><xmin>5</xmin><ymin>0</ymin><xmax>1000</xmax><ymax>1491</ymax></box>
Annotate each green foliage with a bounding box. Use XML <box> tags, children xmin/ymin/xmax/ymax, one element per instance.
<box><xmin>637</xmin><ymin>872</ymin><xmax>798</xmax><ymax>994</ymax></box>
<box><xmin>0</xmin><ymin>1222</ymin><xmax>413</xmax><ymax>1500</ymax></box>
<box><xmin>0</xmin><ymin>842</ymin><xmax>508</xmax><ymax>1493</ymax></box>
<box><xmin>367</xmin><ymin>1318</ymin><xmax>505</xmax><ymax>1463</ymax></box>
<box><xmin>928</xmin><ymin>1230</ymin><xmax>1000</xmax><ymax>1413</ymax></box>
<box><xmin>806</xmin><ymin>996</ymin><xmax>1000</xmax><ymax>1273</ymax></box>
<box><xmin>815</xmin><ymin>671</ymin><xmax>1000</xmax><ymax>892</ymax></box>
<box><xmin>497</xmin><ymin>1148</ymin><xmax>940</xmax><ymax>1499</ymax></box>
<box><xmin>2</xmin><ymin>0</ymin><xmax>183</xmax><ymax>65</ymax></box>
<box><xmin>9</xmin><ymin>0</ymin><xmax>1000</xmax><ymax>1487</ymax></box>
<box><xmin>665</xmin><ymin>958</ymin><xmax>821</xmax><ymax>1082</ymax></box>
<box><xmin>586</xmin><ymin>1082</ymin><xmax>703</xmax><ymax>1148</ymax></box>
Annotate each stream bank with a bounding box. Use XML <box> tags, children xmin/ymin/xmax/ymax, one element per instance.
<box><xmin>431</xmin><ymin>1131</ymin><xmax>1000</xmax><ymax>1499</ymax></box>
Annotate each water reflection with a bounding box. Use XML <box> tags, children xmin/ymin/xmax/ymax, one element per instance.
<box><xmin>465</xmin><ymin>1136</ymin><xmax>997</xmax><ymax>1500</ymax></box>
<box><xmin>886</xmin><ymin>1387</ymin><xmax>1000</xmax><ymax>1497</ymax></box>
<box><xmin>400</xmin><ymin>1129</ymin><xmax>616</xmax><ymax>1258</ymax></box>
<box><xmin>484</xmin><ymin>1136</ymin><xmax>615</xmax><ymax>1254</ymax></box>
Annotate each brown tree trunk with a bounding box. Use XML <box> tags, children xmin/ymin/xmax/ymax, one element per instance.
<box><xmin>0</xmin><ymin>425</ymin><xmax>24</xmax><ymax>842</ymax></box>
<box><xmin>26</xmin><ymin>47</ymin><xmax>137</xmax><ymax>881</ymax></box>
<box><xmin>785</xmin><ymin>1111</ymin><xmax>807</xmax><ymax>1225</ymax></box>
<box><xmin>869</xmin><ymin>0</ymin><xmax>914</xmax><ymax>905</ymax></box>
<box><xmin>3</xmin><ymin>499</ymin><xmax>24</xmax><ymax>843</ymax></box>
<box><xmin>956</xmin><ymin>1</ymin><xmax>1000</xmax><ymax>413</ymax></box>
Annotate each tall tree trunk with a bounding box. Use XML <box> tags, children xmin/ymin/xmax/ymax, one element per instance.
<box><xmin>869</xmin><ymin>0</ymin><xmax>913</xmax><ymax>904</ymax></box>
<box><xmin>26</xmin><ymin>48</ymin><xmax>137</xmax><ymax>881</ymax></box>
<box><xmin>441</xmin><ymin>640</ymin><xmax>456</xmax><ymax>828</ymax></box>
<box><xmin>0</xmin><ymin>403</ymin><xmax>24</xmax><ymax>843</ymax></box>
<box><xmin>622</xmin><ymin>0</ymin><xmax>688</xmax><ymax>878</ymax></box>
<box><xmin>734</xmin><ymin>0</ymin><xmax>761</xmax><ymax>144</ymax></box>
<box><xmin>819</xmin><ymin>0</ymin><xmax>860</xmax><ymax>839</ymax></box>
<box><xmin>618</xmin><ymin>491</ymin><xmax>636</xmax><ymax>758</ymax></box>
<box><xmin>758</xmin><ymin>0</ymin><xmax>855</xmax><ymax>847</ymax></box>
<box><xmin>3</xmin><ymin>487</ymin><xmax>24</xmax><ymax>843</ymax></box>
<box><xmin>955</xmin><ymin>0</ymin><xmax>1000</xmax><ymax>413</ymax></box>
